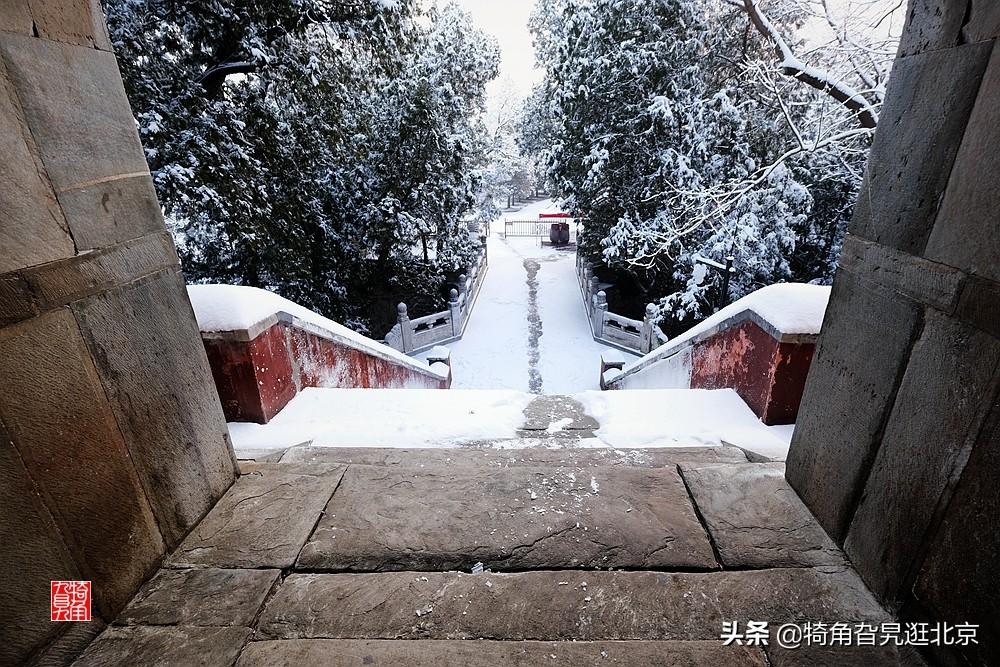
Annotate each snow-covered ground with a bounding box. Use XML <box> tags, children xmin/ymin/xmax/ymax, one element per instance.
<box><xmin>445</xmin><ymin>199</ymin><xmax>634</xmax><ymax>393</ymax></box>
<box><xmin>229</xmin><ymin>387</ymin><xmax>794</xmax><ymax>460</ymax></box>
<box><xmin>229</xmin><ymin>388</ymin><xmax>534</xmax><ymax>454</ymax></box>
<box><xmin>577</xmin><ymin>389</ymin><xmax>794</xmax><ymax>460</ymax></box>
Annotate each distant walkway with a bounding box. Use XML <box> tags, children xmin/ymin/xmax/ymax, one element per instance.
<box><xmin>446</xmin><ymin>200</ymin><xmax>634</xmax><ymax>393</ymax></box>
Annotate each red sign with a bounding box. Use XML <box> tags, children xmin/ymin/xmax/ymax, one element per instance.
<box><xmin>538</xmin><ymin>213</ymin><xmax>571</xmax><ymax>219</ymax></box>
<box><xmin>51</xmin><ymin>581</ymin><xmax>91</xmax><ymax>622</ymax></box>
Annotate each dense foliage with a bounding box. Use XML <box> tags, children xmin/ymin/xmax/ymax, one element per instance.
<box><xmin>525</xmin><ymin>0</ymin><xmax>885</xmax><ymax>332</ymax></box>
<box><xmin>106</xmin><ymin>0</ymin><xmax>498</xmax><ymax>334</ymax></box>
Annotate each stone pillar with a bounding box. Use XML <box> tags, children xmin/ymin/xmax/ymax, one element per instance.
<box><xmin>448</xmin><ymin>289</ymin><xmax>462</xmax><ymax>337</ymax></box>
<box><xmin>593</xmin><ymin>291</ymin><xmax>608</xmax><ymax>338</ymax></box>
<box><xmin>0</xmin><ymin>3</ymin><xmax>237</xmax><ymax>664</ymax></box>
<box><xmin>785</xmin><ymin>5</ymin><xmax>1000</xmax><ymax>665</ymax></box>
<box><xmin>395</xmin><ymin>303</ymin><xmax>414</xmax><ymax>353</ymax></box>
<box><xmin>639</xmin><ymin>303</ymin><xmax>657</xmax><ymax>354</ymax></box>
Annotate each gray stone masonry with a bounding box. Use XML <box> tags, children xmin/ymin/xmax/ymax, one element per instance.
<box><xmin>75</xmin><ymin>448</ymin><xmax>922</xmax><ymax>666</ymax></box>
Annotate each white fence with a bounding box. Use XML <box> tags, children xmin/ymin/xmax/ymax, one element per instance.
<box><xmin>384</xmin><ymin>246</ymin><xmax>489</xmax><ymax>355</ymax></box>
<box><xmin>576</xmin><ymin>254</ymin><xmax>667</xmax><ymax>355</ymax></box>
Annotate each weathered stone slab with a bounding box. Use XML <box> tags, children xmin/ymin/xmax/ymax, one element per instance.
<box><xmin>116</xmin><ymin>568</ymin><xmax>280</xmax><ymax>628</ymax></box>
<box><xmin>0</xmin><ymin>54</ymin><xmax>75</xmax><ymax>275</ymax></box>
<box><xmin>297</xmin><ymin>464</ymin><xmax>717</xmax><ymax>571</ymax></box>
<box><xmin>56</xmin><ymin>174</ymin><xmax>165</xmax><ymax>251</ymax></box>
<box><xmin>785</xmin><ymin>269</ymin><xmax>922</xmax><ymax>542</ymax></box>
<box><xmin>680</xmin><ymin>463</ymin><xmax>844</xmax><ymax>568</ymax></box>
<box><xmin>236</xmin><ymin>639</ymin><xmax>768</xmax><ymax>667</ymax></box>
<box><xmin>0</xmin><ymin>34</ymin><xmax>148</xmax><ymax>190</ymax></box>
<box><xmin>21</xmin><ymin>232</ymin><xmax>178</xmax><ymax>313</ymax></box>
<box><xmin>520</xmin><ymin>394</ymin><xmax>599</xmax><ymax>432</ymax></box>
<box><xmin>9</xmin><ymin>0</ymin><xmax>113</xmax><ymax>50</ymax></box>
<box><xmin>963</xmin><ymin>1</ymin><xmax>1000</xmax><ymax>43</ymax></box>
<box><xmin>0</xmin><ymin>420</ymin><xmax>84</xmax><ymax>666</ymax></box>
<box><xmin>846</xmin><ymin>312</ymin><xmax>1000</xmax><ymax>604</ymax></box>
<box><xmin>915</xmin><ymin>397</ymin><xmax>1000</xmax><ymax>667</ymax></box>
<box><xmin>838</xmin><ymin>235</ymin><xmax>963</xmax><ymax>313</ymax></box>
<box><xmin>0</xmin><ymin>273</ymin><xmax>37</xmax><ymax>327</ymax></box>
<box><xmin>765</xmin><ymin>643</ymin><xmax>927</xmax><ymax>666</ymax></box>
<box><xmin>26</xmin><ymin>616</ymin><xmax>107</xmax><ymax>667</ymax></box>
<box><xmin>0</xmin><ymin>310</ymin><xmax>164</xmax><ymax>618</ymax></box>
<box><xmin>73</xmin><ymin>270</ymin><xmax>238</xmax><ymax>546</ymax></box>
<box><xmin>280</xmin><ymin>445</ymin><xmax>748</xmax><ymax>467</ymax></box>
<box><xmin>73</xmin><ymin>625</ymin><xmax>251</xmax><ymax>667</ymax></box>
<box><xmin>850</xmin><ymin>42</ymin><xmax>992</xmax><ymax>255</ymax></box>
<box><xmin>956</xmin><ymin>275</ymin><xmax>1000</xmax><ymax>339</ymax></box>
<box><xmin>926</xmin><ymin>44</ymin><xmax>1000</xmax><ymax>283</ymax></box>
<box><xmin>896</xmin><ymin>0</ymin><xmax>966</xmax><ymax>58</ymax></box>
<box><xmin>169</xmin><ymin>465</ymin><xmax>345</xmax><ymax>569</ymax></box>
<box><xmin>258</xmin><ymin>568</ymin><xmax>888</xmax><ymax>641</ymax></box>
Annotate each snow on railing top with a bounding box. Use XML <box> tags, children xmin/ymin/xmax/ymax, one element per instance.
<box><xmin>612</xmin><ymin>283</ymin><xmax>831</xmax><ymax>381</ymax></box>
<box><xmin>187</xmin><ymin>284</ymin><xmax>447</xmax><ymax>379</ymax></box>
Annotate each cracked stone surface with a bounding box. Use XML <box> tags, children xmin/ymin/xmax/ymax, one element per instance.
<box><xmin>277</xmin><ymin>445</ymin><xmax>748</xmax><ymax>468</ymax></box>
<box><xmin>520</xmin><ymin>394</ymin><xmax>600</xmax><ymax>435</ymax></box>
<box><xmin>257</xmin><ymin>568</ymin><xmax>888</xmax><ymax>641</ymax></box>
<box><xmin>235</xmin><ymin>639</ymin><xmax>768</xmax><ymax>666</ymax></box>
<box><xmin>168</xmin><ymin>465</ymin><xmax>346</xmax><ymax>569</ymax></box>
<box><xmin>115</xmin><ymin>568</ymin><xmax>280</xmax><ymax>628</ymax></box>
<box><xmin>73</xmin><ymin>625</ymin><xmax>251</xmax><ymax>666</ymax></box>
<box><xmin>680</xmin><ymin>463</ymin><xmax>845</xmax><ymax>568</ymax></box>
<box><xmin>296</xmin><ymin>463</ymin><xmax>717</xmax><ymax>571</ymax></box>
<box><xmin>84</xmin><ymin>449</ymin><xmax>898</xmax><ymax>665</ymax></box>
<box><xmin>765</xmin><ymin>643</ymin><xmax>928</xmax><ymax>666</ymax></box>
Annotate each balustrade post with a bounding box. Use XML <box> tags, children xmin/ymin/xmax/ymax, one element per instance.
<box><xmin>448</xmin><ymin>289</ymin><xmax>461</xmax><ymax>337</ymax></box>
<box><xmin>397</xmin><ymin>303</ymin><xmax>414</xmax><ymax>353</ymax></box>
<box><xmin>594</xmin><ymin>290</ymin><xmax>608</xmax><ymax>338</ymax></box>
<box><xmin>640</xmin><ymin>303</ymin><xmax>657</xmax><ymax>354</ymax></box>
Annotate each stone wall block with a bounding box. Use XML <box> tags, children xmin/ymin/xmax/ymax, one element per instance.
<box><xmin>0</xmin><ymin>420</ymin><xmax>84</xmax><ymax>666</ymax></box>
<box><xmin>0</xmin><ymin>309</ymin><xmax>165</xmax><ymax>619</ymax></box>
<box><xmin>896</xmin><ymin>0</ymin><xmax>967</xmax><ymax>58</ymax></box>
<box><xmin>20</xmin><ymin>231</ymin><xmax>178</xmax><ymax>315</ymax></box>
<box><xmin>0</xmin><ymin>33</ymin><xmax>148</xmax><ymax>191</ymax></box>
<box><xmin>955</xmin><ymin>275</ymin><xmax>1000</xmax><ymax>339</ymax></box>
<box><xmin>845</xmin><ymin>311</ymin><xmax>1000</xmax><ymax>605</ymax></box>
<box><xmin>72</xmin><ymin>270</ymin><xmax>238</xmax><ymax>546</ymax></box>
<box><xmin>785</xmin><ymin>269</ymin><xmax>922</xmax><ymax>541</ymax></box>
<box><xmin>850</xmin><ymin>41</ymin><xmax>992</xmax><ymax>255</ymax></box>
<box><xmin>55</xmin><ymin>174</ymin><xmax>166</xmax><ymax>252</ymax></box>
<box><xmin>0</xmin><ymin>53</ymin><xmax>76</xmax><ymax>274</ymax></box>
<box><xmin>925</xmin><ymin>42</ymin><xmax>1000</xmax><ymax>282</ymax></box>
<box><xmin>962</xmin><ymin>1</ymin><xmax>1000</xmax><ymax>43</ymax></box>
<box><xmin>914</xmin><ymin>390</ymin><xmax>1000</xmax><ymax>667</ymax></box>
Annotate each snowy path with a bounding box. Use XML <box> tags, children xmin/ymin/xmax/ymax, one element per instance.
<box><xmin>445</xmin><ymin>200</ymin><xmax>633</xmax><ymax>393</ymax></box>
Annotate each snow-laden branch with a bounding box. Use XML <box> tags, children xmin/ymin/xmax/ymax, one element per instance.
<box><xmin>731</xmin><ymin>0</ymin><xmax>878</xmax><ymax>128</ymax></box>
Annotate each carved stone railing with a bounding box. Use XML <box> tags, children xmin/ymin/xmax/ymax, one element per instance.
<box><xmin>385</xmin><ymin>245</ymin><xmax>488</xmax><ymax>355</ymax></box>
<box><xmin>576</xmin><ymin>254</ymin><xmax>667</xmax><ymax>355</ymax></box>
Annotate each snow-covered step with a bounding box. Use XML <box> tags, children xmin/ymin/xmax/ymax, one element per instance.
<box><xmin>228</xmin><ymin>387</ymin><xmax>795</xmax><ymax>461</ymax></box>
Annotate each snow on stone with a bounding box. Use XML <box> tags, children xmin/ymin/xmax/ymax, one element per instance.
<box><xmin>228</xmin><ymin>388</ymin><xmax>534</xmax><ymax>452</ymax></box>
<box><xmin>187</xmin><ymin>284</ymin><xmax>442</xmax><ymax>377</ymax></box>
<box><xmin>622</xmin><ymin>282</ymin><xmax>830</xmax><ymax>374</ymax></box>
<box><xmin>575</xmin><ymin>388</ymin><xmax>794</xmax><ymax>460</ymax></box>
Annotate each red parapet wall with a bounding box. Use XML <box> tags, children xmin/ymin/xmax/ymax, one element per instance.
<box><xmin>203</xmin><ymin>320</ymin><xmax>450</xmax><ymax>424</ymax></box>
<box><xmin>690</xmin><ymin>319</ymin><xmax>815</xmax><ymax>425</ymax></box>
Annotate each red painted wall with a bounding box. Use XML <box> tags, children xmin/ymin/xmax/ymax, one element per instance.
<box><xmin>203</xmin><ymin>321</ymin><xmax>449</xmax><ymax>424</ymax></box>
<box><xmin>690</xmin><ymin>319</ymin><xmax>814</xmax><ymax>425</ymax></box>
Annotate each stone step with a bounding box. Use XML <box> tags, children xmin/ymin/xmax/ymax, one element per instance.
<box><xmin>296</xmin><ymin>462</ymin><xmax>718</xmax><ymax>572</ymax></box>
<box><xmin>235</xmin><ymin>639</ymin><xmax>768</xmax><ymax>666</ymax></box>
<box><xmin>268</xmin><ymin>444</ymin><xmax>750</xmax><ymax>468</ymax></box>
<box><xmin>256</xmin><ymin>569</ymin><xmax>888</xmax><ymax>641</ymax></box>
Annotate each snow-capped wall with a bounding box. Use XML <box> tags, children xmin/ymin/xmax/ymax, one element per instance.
<box><xmin>189</xmin><ymin>285</ymin><xmax>451</xmax><ymax>423</ymax></box>
<box><xmin>606</xmin><ymin>283</ymin><xmax>831</xmax><ymax>425</ymax></box>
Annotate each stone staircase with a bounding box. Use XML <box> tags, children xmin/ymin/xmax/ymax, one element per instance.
<box><xmin>71</xmin><ymin>437</ymin><xmax>923</xmax><ymax>666</ymax></box>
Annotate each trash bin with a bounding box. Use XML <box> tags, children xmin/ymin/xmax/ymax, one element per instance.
<box><xmin>549</xmin><ymin>222</ymin><xmax>570</xmax><ymax>245</ymax></box>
